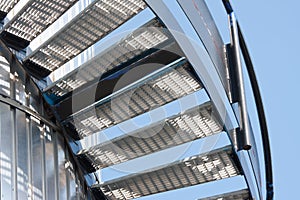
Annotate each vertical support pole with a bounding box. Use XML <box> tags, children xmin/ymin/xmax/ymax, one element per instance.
<box><xmin>65</xmin><ymin>146</ymin><xmax>70</xmax><ymax>200</ymax></box>
<box><xmin>11</xmin><ymin>105</ymin><xmax>17</xmax><ymax>200</ymax></box>
<box><xmin>224</xmin><ymin>1</ymin><xmax>252</xmax><ymax>150</ymax></box>
<box><xmin>10</xmin><ymin>68</ymin><xmax>18</xmax><ymax>200</ymax></box>
<box><xmin>26</xmin><ymin>115</ymin><xmax>32</xmax><ymax>200</ymax></box>
<box><xmin>53</xmin><ymin>131</ymin><xmax>59</xmax><ymax>200</ymax></box>
<box><xmin>41</xmin><ymin>123</ymin><xmax>47</xmax><ymax>200</ymax></box>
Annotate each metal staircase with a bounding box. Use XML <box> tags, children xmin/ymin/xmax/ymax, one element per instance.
<box><xmin>0</xmin><ymin>0</ymin><xmax>273</xmax><ymax>199</ymax></box>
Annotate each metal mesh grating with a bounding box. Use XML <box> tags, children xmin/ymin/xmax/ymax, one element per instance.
<box><xmin>0</xmin><ymin>0</ymin><xmax>20</xmax><ymax>13</ymax></box>
<box><xmin>64</xmin><ymin>60</ymin><xmax>202</xmax><ymax>138</ymax></box>
<box><xmin>94</xmin><ymin>147</ymin><xmax>240</xmax><ymax>200</ymax></box>
<box><xmin>4</xmin><ymin>0</ymin><xmax>79</xmax><ymax>41</ymax></box>
<box><xmin>25</xmin><ymin>0</ymin><xmax>146</xmax><ymax>72</ymax></box>
<box><xmin>78</xmin><ymin>103</ymin><xmax>223</xmax><ymax>170</ymax></box>
<box><xmin>43</xmin><ymin>19</ymin><xmax>171</xmax><ymax>97</ymax></box>
<box><xmin>199</xmin><ymin>189</ymin><xmax>250</xmax><ymax>200</ymax></box>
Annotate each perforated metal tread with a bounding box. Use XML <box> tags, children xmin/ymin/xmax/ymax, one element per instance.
<box><xmin>23</xmin><ymin>0</ymin><xmax>147</xmax><ymax>74</ymax></box>
<box><xmin>2</xmin><ymin>0</ymin><xmax>79</xmax><ymax>41</ymax></box>
<box><xmin>77</xmin><ymin>103</ymin><xmax>222</xmax><ymax>172</ymax></box>
<box><xmin>92</xmin><ymin>147</ymin><xmax>240</xmax><ymax>200</ymax></box>
<box><xmin>63</xmin><ymin>59</ymin><xmax>202</xmax><ymax>139</ymax></box>
<box><xmin>199</xmin><ymin>189</ymin><xmax>250</xmax><ymax>200</ymax></box>
<box><xmin>43</xmin><ymin>19</ymin><xmax>172</xmax><ymax>99</ymax></box>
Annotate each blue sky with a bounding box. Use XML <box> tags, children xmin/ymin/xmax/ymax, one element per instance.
<box><xmin>231</xmin><ymin>1</ymin><xmax>300</xmax><ymax>199</ymax></box>
<box><xmin>207</xmin><ymin>0</ymin><xmax>300</xmax><ymax>199</ymax></box>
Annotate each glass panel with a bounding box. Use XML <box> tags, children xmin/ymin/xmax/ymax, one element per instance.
<box><xmin>76</xmin><ymin>176</ymin><xmax>87</xmax><ymax>200</ymax></box>
<box><xmin>57</xmin><ymin>134</ymin><xmax>67</xmax><ymax>199</ymax></box>
<box><xmin>29</xmin><ymin>91</ymin><xmax>41</xmax><ymax>113</ymax></box>
<box><xmin>16</xmin><ymin>110</ymin><xmax>29</xmax><ymax>199</ymax></box>
<box><xmin>68</xmin><ymin>161</ymin><xmax>77</xmax><ymax>200</ymax></box>
<box><xmin>31</xmin><ymin>117</ymin><xmax>43</xmax><ymax>200</ymax></box>
<box><xmin>0</xmin><ymin>103</ymin><xmax>13</xmax><ymax>199</ymax></box>
<box><xmin>45</xmin><ymin>126</ymin><xmax>56</xmax><ymax>200</ymax></box>
<box><xmin>15</xmin><ymin>75</ymin><xmax>26</xmax><ymax>105</ymax></box>
<box><xmin>0</xmin><ymin>56</ymin><xmax>10</xmax><ymax>97</ymax></box>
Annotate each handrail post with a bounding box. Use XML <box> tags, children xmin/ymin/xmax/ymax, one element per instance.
<box><xmin>225</xmin><ymin>2</ymin><xmax>252</xmax><ymax>150</ymax></box>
